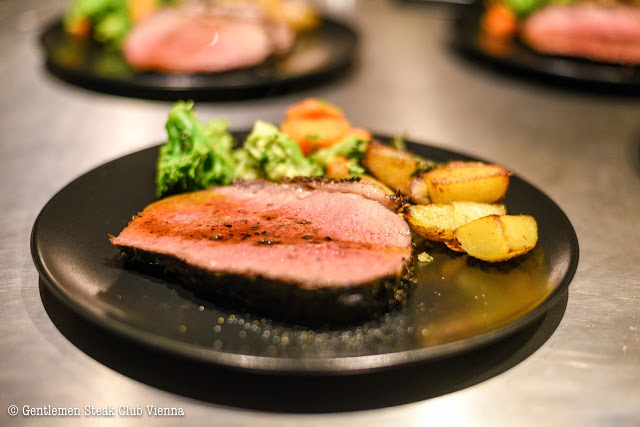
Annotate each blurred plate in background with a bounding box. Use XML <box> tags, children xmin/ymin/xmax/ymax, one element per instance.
<box><xmin>40</xmin><ymin>17</ymin><xmax>358</xmax><ymax>100</ymax></box>
<box><xmin>452</xmin><ymin>3</ymin><xmax>640</xmax><ymax>90</ymax></box>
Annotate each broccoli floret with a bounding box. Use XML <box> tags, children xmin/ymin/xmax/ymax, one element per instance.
<box><xmin>232</xmin><ymin>148</ymin><xmax>263</xmax><ymax>180</ymax></box>
<box><xmin>64</xmin><ymin>0</ymin><xmax>131</xmax><ymax>48</ymax></box>
<box><xmin>93</xmin><ymin>10</ymin><xmax>130</xmax><ymax>47</ymax></box>
<box><xmin>241</xmin><ymin>120</ymin><xmax>322</xmax><ymax>181</ymax></box>
<box><xmin>310</xmin><ymin>136</ymin><xmax>368</xmax><ymax>177</ymax></box>
<box><xmin>155</xmin><ymin>101</ymin><xmax>236</xmax><ymax>198</ymax></box>
<box><xmin>503</xmin><ymin>0</ymin><xmax>547</xmax><ymax>17</ymax></box>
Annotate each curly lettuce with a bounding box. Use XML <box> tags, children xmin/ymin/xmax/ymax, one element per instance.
<box><xmin>156</xmin><ymin>101</ymin><xmax>236</xmax><ymax>198</ymax></box>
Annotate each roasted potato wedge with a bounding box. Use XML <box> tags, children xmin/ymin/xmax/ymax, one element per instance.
<box><xmin>417</xmin><ymin>161</ymin><xmax>512</xmax><ymax>204</ymax></box>
<box><xmin>362</xmin><ymin>140</ymin><xmax>435</xmax><ymax>195</ymax></box>
<box><xmin>453</xmin><ymin>214</ymin><xmax>538</xmax><ymax>262</ymax></box>
<box><xmin>403</xmin><ymin>202</ymin><xmax>506</xmax><ymax>246</ymax></box>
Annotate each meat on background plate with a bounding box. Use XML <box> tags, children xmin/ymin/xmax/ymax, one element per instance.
<box><xmin>123</xmin><ymin>2</ymin><xmax>295</xmax><ymax>73</ymax></box>
<box><xmin>521</xmin><ymin>3</ymin><xmax>640</xmax><ymax>65</ymax></box>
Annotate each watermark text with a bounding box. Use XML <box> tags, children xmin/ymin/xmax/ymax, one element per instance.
<box><xmin>7</xmin><ymin>404</ymin><xmax>184</xmax><ymax>418</ymax></box>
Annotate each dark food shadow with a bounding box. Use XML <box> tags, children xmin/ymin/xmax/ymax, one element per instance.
<box><xmin>39</xmin><ymin>16</ymin><xmax>360</xmax><ymax>103</ymax></box>
<box><xmin>40</xmin><ymin>280</ymin><xmax>568</xmax><ymax>413</ymax></box>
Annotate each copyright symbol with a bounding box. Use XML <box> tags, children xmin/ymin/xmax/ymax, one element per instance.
<box><xmin>7</xmin><ymin>405</ymin><xmax>18</xmax><ymax>416</ymax></box>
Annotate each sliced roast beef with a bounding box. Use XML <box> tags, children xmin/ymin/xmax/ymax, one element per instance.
<box><xmin>279</xmin><ymin>176</ymin><xmax>404</xmax><ymax>212</ymax></box>
<box><xmin>110</xmin><ymin>179</ymin><xmax>413</xmax><ymax>325</ymax></box>
<box><xmin>122</xmin><ymin>2</ymin><xmax>295</xmax><ymax>73</ymax></box>
<box><xmin>521</xmin><ymin>3</ymin><xmax>640</xmax><ymax>65</ymax></box>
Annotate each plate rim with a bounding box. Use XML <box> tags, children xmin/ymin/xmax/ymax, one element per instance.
<box><xmin>31</xmin><ymin>136</ymin><xmax>579</xmax><ymax>375</ymax></box>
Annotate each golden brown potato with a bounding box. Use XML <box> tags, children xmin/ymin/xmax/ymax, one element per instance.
<box><xmin>362</xmin><ymin>140</ymin><xmax>429</xmax><ymax>195</ymax></box>
<box><xmin>417</xmin><ymin>161</ymin><xmax>512</xmax><ymax>204</ymax></box>
<box><xmin>453</xmin><ymin>214</ymin><xmax>538</xmax><ymax>262</ymax></box>
<box><xmin>403</xmin><ymin>202</ymin><xmax>507</xmax><ymax>247</ymax></box>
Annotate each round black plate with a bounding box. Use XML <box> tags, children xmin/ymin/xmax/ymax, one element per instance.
<box><xmin>31</xmin><ymin>136</ymin><xmax>578</xmax><ymax>374</ymax></box>
<box><xmin>39</xmin><ymin>17</ymin><xmax>358</xmax><ymax>100</ymax></box>
<box><xmin>453</xmin><ymin>3</ymin><xmax>640</xmax><ymax>89</ymax></box>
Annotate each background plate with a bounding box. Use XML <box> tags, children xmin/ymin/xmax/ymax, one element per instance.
<box><xmin>31</xmin><ymin>136</ymin><xmax>578</xmax><ymax>374</ymax></box>
<box><xmin>452</xmin><ymin>3</ymin><xmax>640</xmax><ymax>90</ymax></box>
<box><xmin>40</xmin><ymin>17</ymin><xmax>358</xmax><ymax>100</ymax></box>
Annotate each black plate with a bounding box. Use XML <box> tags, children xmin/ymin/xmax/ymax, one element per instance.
<box><xmin>453</xmin><ymin>3</ymin><xmax>640</xmax><ymax>89</ymax></box>
<box><xmin>39</xmin><ymin>17</ymin><xmax>358</xmax><ymax>100</ymax></box>
<box><xmin>31</xmin><ymin>136</ymin><xmax>578</xmax><ymax>374</ymax></box>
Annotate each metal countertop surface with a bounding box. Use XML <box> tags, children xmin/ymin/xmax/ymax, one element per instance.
<box><xmin>1</xmin><ymin>0</ymin><xmax>638</xmax><ymax>425</ymax></box>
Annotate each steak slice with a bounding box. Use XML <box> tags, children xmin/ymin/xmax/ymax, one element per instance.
<box><xmin>280</xmin><ymin>176</ymin><xmax>404</xmax><ymax>212</ymax></box>
<box><xmin>110</xmin><ymin>179</ymin><xmax>413</xmax><ymax>325</ymax></box>
<box><xmin>123</xmin><ymin>3</ymin><xmax>295</xmax><ymax>73</ymax></box>
<box><xmin>521</xmin><ymin>4</ymin><xmax>640</xmax><ymax>65</ymax></box>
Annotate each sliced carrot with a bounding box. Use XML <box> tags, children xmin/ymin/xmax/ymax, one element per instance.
<box><xmin>481</xmin><ymin>3</ymin><xmax>518</xmax><ymax>39</ymax></box>
<box><xmin>281</xmin><ymin>98</ymin><xmax>372</xmax><ymax>155</ymax></box>
<box><xmin>67</xmin><ymin>16</ymin><xmax>91</xmax><ymax>38</ymax></box>
<box><xmin>280</xmin><ymin>120</ymin><xmax>314</xmax><ymax>155</ymax></box>
<box><xmin>281</xmin><ymin>116</ymin><xmax>351</xmax><ymax>155</ymax></box>
<box><xmin>284</xmin><ymin>98</ymin><xmax>345</xmax><ymax>121</ymax></box>
<box><xmin>326</xmin><ymin>156</ymin><xmax>351</xmax><ymax>179</ymax></box>
<box><xmin>313</xmin><ymin>123</ymin><xmax>370</xmax><ymax>150</ymax></box>
<box><xmin>344</xmin><ymin>127</ymin><xmax>372</xmax><ymax>142</ymax></box>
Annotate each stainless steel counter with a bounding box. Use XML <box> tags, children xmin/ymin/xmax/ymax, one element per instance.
<box><xmin>1</xmin><ymin>0</ymin><xmax>639</xmax><ymax>425</ymax></box>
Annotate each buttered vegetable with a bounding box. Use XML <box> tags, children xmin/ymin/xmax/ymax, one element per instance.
<box><xmin>156</xmin><ymin>101</ymin><xmax>236</xmax><ymax>198</ymax></box>
<box><xmin>235</xmin><ymin>120</ymin><xmax>322</xmax><ymax>181</ymax></box>
<box><xmin>156</xmin><ymin>100</ymin><xmax>370</xmax><ymax>198</ymax></box>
